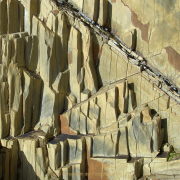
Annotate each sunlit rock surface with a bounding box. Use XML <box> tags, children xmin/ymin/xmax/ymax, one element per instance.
<box><xmin>0</xmin><ymin>0</ymin><xmax>180</xmax><ymax>179</ymax></box>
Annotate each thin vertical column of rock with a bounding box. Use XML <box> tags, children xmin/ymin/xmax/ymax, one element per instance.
<box><xmin>7</xmin><ymin>0</ymin><xmax>24</xmax><ymax>34</ymax></box>
<box><xmin>22</xmin><ymin>70</ymin><xmax>42</xmax><ymax>134</ymax></box>
<box><xmin>8</xmin><ymin>63</ymin><xmax>23</xmax><ymax>137</ymax></box>
<box><xmin>20</xmin><ymin>0</ymin><xmax>38</xmax><ymax>34</ymax></box>
<box><xmin>68</xmin><ymin>26</ymin><xmax>83</xmax><ymax>103</ymax></box>
<box><xmin>0</xmin><ymin>0</ymin><xmax>7</xmax><ymax>35</ymax></box>
<box><xmin>81</xmin><ymin>27</ymin><xmax>98</xmax><ymax>95</ymax></box>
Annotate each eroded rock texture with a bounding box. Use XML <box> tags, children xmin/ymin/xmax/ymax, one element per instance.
<box><xmin>0</xmin><ymin>0</ymin><xmax>180</xmax><ymax>179</ymax></box>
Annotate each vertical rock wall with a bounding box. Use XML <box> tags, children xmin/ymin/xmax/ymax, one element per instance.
<box><xmin>0</xmin><ymin>0</ymin><xmax>180</xmax><ymax>179</ymax></box>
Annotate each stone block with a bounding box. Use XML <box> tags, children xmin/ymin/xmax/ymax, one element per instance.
<box><xmin>7</xmin><ymin>0</ymin><xmax>19</xmax><ymax>34</ymax></box>
<box><xmin>70</xmin><ymin>107</ymin><xmax>80</xmax><ymax>133</ymax></box>
<box><xmin>102</xmin><ymin>158</ymin><xmax>116</xmax><ymax>180</ymax></box>
<box><xmin>47</xmin><ymin>143</ymin><xmax>61</xmax><ymax>171</ymax></box>
<box><xmin>25</xmin><ymin>35</ymin><xmax>38</xmax><ymax>71</ymax></box>
<box><xmin>141</xmin><ymin>106</ymin><xmax>152</xmax><ymax>123</ymax></box>
<box><xmin>97</xmin><ymin>93</ymin><xmax>106</xmax><ymax>127</ymax></box>
<box><xmin>20</xmin><ymin>0</ymin><xmax>38</xmax><ymax>34</ymax></box>
<box><xmin>68</xmin><ymin>27</ymin><xmax>83</xmax><ymax>103</ymax></box>
<box><xmin>64</xmin><ymin>93</ymin><xmax>77</xmax><ymax>110</ymax></box>
<box><xmin>0</xmin><ymin>82</ymin><xmax>9</xmax><ymax>139</ymax></box>
<box><xmin>104</xmin><ymin>134</ymin><xmax>116</xmax><ymax>157</ymax></box>
<box><xmin>105</xmin><ymin>88</ymin><xmax>117</xmax><ymax>127</ymax></box>
<box><xmin>118</xmin><ymin>127</ymin><xmax>129</xmax><ymax>156</ymax></box>
<box><xmin>18</xmin><ymin>137</ymin><xmax>39</xmax><ymax>180</ymax></box>
<box><xmin>98</xmin><ymin>44</ymin><xmax>111</xmax><ymax>85</ymax></box>
<box><xmin>85</xmin><ymin>136</ymin><xmax>92</xmax><ymax>160</ymax></box>
<box><xmin>126</xmin><ymin>108</ymin><xmax>163</xmax><ymax>158</ymax></box>
<box><xmin>80</xmin><ymin>101</ymin><xmax>89</xmax><ymax>116</ymax></box>
<box><xmin>52</xmin><ymin>69</ymin><xmax>69</xmax><ymax>94</ymax></box>
<box><xmin>60</xmin><ymin>111</ymin><xmax>71</xmax><ymax>134</ymax></box>
<box><xmin>83</xmin><ymin>34</ymin><xmax>98</xmax><ymax>95</ymax></box>
<box><xmin>93</xmin><ymin>135</ymin><xmax>105</xmax><ymax>157</ymax></box>
<box><xmin>83</xmin><ymin>0</ymin><xmax>99</xmax><ymax>21</ymax></box>
<box><xmin>36</xmin><ymin>146</ymin><xmax>49</xmax><ymax>180</ymax></box>
<box><xmin>0</xmin><ymin>148</ymin><xmax>10</xmax><ymax>180</ymax></box>
<box><xmin>60</xmin><ymin>139</ymin><xmax>68</xmax><ymax>167</ymax></box>
<box><xmin>98</xmin><ymin>0</ymin><xmax>109</xmax><ymax>27</ymax></box>
<box><xmin>57</xmin><ymin>13</ymin><xmax>69</xmax><ymax>70</ymax></box>
<box><xmin>88</xmin><ymin>158</ymin><xmax>103</xmax><ymax>180</ymax></box>
<box><xmin>116</xmin><ymin>55</ymin><xmax>128</xmax><ymax>80</ymax></box>
<box><xmin>79</xmin><ymin>112</ymin><xmax>87</xmax><ymax>135</ymax></box>
<box><xmin>110</xmin><ymin>50</ymin><xmax>117</xmax><ymax>82</ymax></box>
<box><xmin>71</xmin><ymin>163</ymin><xmax>85</xmax><ymax>180</ymax></box>
<box><xmin>115</xmin><ymin>158</ymin><xmax>127</xmax><ymax>179</ymax></box>
<box><xmin>87</xmin><ymin>117</ymin><xmax>97</xmax><ymax>134</ymax></box>
<box><xmin>8</xmin><ymin>63</ymin><xmax>23</xmax><ymax>137</ymax></box>
<box><xmin>38</xmin><ymin>84</ymin><xmax>63</xmax><ymax>137</ymax></box>
<box><xmin>116</xmin><ymin>81</ymin><xmax>128</xmax><ymax>114</ymax></box>
<box><xmin>46</xmin><ymin>12</ymin><xmax>58</xmax><ymax>33</ymax></box>
<box><xmin>0</xmin><ymin>0</ymin><xmax>7</xmax><ymax>35</ymax></box>
<box><xmin>150</xmin><ymin>161</ymin><xmax>168</xmax><ymax>174</ymax></box>
<box><xmin>31</xmin><ymin>75</ymin><xmax>42</xmax><ymax>128</ymax></box>
<box><xmin>2</xmin><ymin>38</ymin><xmax>11</xmax><ymax>66</ymax></box>
<box><xmin>81</xmin><ymin>89</ymin><xmax>90</xmax><ymax>101</ymax></box>
<box><xmin>89</xmin><ymin>98</ymin><xmax>99</xmax><ymax>121</ymax></box>
<box><xmin>18</xmin><ymin>3</ymin><xmax>24</xmax><ymax>32</ymax></box>
<box><xmin>22</xmin><ymin>70</ymin><xmax>34</xmax><ymax>134</ymax></box>
<box><xmin>62</xmin><ymin>165</ymin><xmax>72</xmax><ymax>180</ymax></box>
<box><xmin>67</xmin><ymin>137</ymin><xmax>85</xmax><ymax>165</ymax></box>
<box><xmin>121</xmin><ymin>30</ymin><xmax>136</xmax><ymax>50</ymax></box>
<box><xmin>11</xmin><ymin>37</ymin><xmax>25</xmax><ymax>66</ymax></box>
<box><xmin>128</xmin><ymin>89</ymin><xmax>136</xmax><ymax>112</ymax></box>
<box><xmin>143</xmin><ymin>164</ymin><xmax>151</xmax><ymax>176</ymax></box>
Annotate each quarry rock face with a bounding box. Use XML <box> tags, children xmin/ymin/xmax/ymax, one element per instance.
<box><xmin>0</xmin><ymin>0</ymin><xmax>180</xmax><ymax>179</ymax></box>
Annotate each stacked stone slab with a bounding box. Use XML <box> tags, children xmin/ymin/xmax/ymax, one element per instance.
<box><xmin>60</xmin><ymin>81</ymin><xmax>135</xmax><ymax>135</ymax></box>
<box><xmin>60</xmin><ymin>81</ymin><xmax>164</xmax><ymax>159</ymax></box>
<box><xmin>0</xmin><ymin>32</ymin><xmax>43</xmax><ymax>138</ymax></box>
<box><xmin>0</xmin><ymin>0</ymin><xmax>24</xmax><ymax>35</ymax></box>
<box><xmin>0</xmin><ymin>129</ymin><xmax>172</xmax><ymax>180</ymax></box>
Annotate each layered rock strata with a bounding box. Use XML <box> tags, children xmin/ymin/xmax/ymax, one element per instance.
<box><xmin>0</xmin><ymin>0</ymin><xmax>180</xmax><ymax>179</ymax></box>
